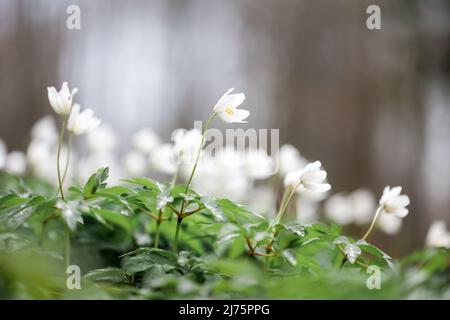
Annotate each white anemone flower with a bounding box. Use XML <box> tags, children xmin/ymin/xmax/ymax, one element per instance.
<box><xmin>213</xmin><ymin>88</ymin><xmax>250</xmax><ymax>123</ymax></box>
<box><xmin>67</xmin><ymin>104</ymin><xmax>101</xmax><ymax>135</ymax></box>
<box><xmin>150</xmin><ymin>144</ymin><xmax>178</xmax><ymax>175</ymax></box>
<box><xmin>425</xmin><ymin>221</ymin><xmax>450</xmax><ymax>249</ymax></box>
<box><xmin>87</xmin><ymin>124</ymin><xmax>117</xmax><ymax>152</ymax></box>
<box><xmin>5</xmin><ymin>151</ymin><xmax>27</xmax><ymax>176</ymax></box>
<box><xmin>278</xmin><ymin>144</ymin><xmax>308</xmax><ymax>176</ymax></box>
<box><xmin>0</xmin><ymin>139</ymin><xmax>6</xmax><ymax>170</ymax></box>
<box><xmin>284</xmin><ymin>161</ymin><xmax>331</xmax><ymax>194</ymax></box>
<box><xmin>379</xmin><ymin>186</ymin><xmax>410</xmax><ymax>218</ymax></box>
<box><xmin>325</xmin><ymin>189</ymin><xmax>375</xmax><ymax>226</ymax></box>
<box><xmin>47</xmin><ymin>82</ymin><xmax>78</xmax><ymax>115</ymax></box>
<box><xmin>56</xmin><ymin>200</ymin><xmax>84</xmax><ymax>231</ymax></box>
<box><xmin>132</xmin><ymin>128</ymin><xmax>160</xmax><ymax>153</ymax></box>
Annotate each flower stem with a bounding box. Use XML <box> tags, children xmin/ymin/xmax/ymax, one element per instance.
<box><xmin>271</xmin><ymin>183</ymin><xmax>299</xmax><ymax>226</ymax></box>
<box><xmin>183</xmin><ymin>112</ymin><xmax>217</xmax><ymax>195</ymax></box>
<box><xmin>64</xmin><ymin>223</ymin><xmax>70</xmax><ymax>269</ymax></box>
<box><xmin>57</xmin><ymin>115</ymin><xmax>68</xmax><ymax>201</ymax></box>
<box><xmin>173</xmin><ymin>112</ymin><xmax>216</xmax><ymax>252</ymax></box>
<box><xmin>361</xmin><ymin>206</ymin><xmax>383</xmax><ymax>241</ymax></box>
<box><xmin>61</xmin><ymin>133</ymin><xmax>73</xmax><ymax>186</ymax></box>
<box><xmin>173</xmin><ymin>217</ymin><xmax>182</xmax><ymax>252</ymax></box>
<box><xmin>154</xmin><ymin>209</ymin><xmax>163</xmax><ymax>248</ymax></box>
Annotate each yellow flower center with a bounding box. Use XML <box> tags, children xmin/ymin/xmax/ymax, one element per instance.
<box><xmin>225</xmin><ymin>105</ymin><xmax>234</xmax><ymax>116</ymax></box>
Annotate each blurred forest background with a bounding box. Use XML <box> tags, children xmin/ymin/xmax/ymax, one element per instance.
<box><xmin>0</xmin><ymin>0</ymin><xmax>449</xmax><ymax>255</ymax></box>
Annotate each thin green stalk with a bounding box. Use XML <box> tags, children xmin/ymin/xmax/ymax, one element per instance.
<box><xmin>154</xmin><ymin>209</ymin><xmax>163</xmax><ymax>248</ymax></box>
<box><xmin>64</xmin><ymin>224</ymin><xmax>70</xmax><ymax>269</ymax></box>
<box><xmin>56</xmin><ymin>115</ymin><xmax>68</xmax><ymax>201</ymax></box>
<box><xmin>183</xmin><ymin>112</ymin><xmax>217</xmax><ymax>195</ymax></box>
<box><xmin>271</xmin><ymin>182</ymin><xmax>300</xmax><ymax>227</ymax></box>
<box><xmin>173</xmin><ymin>217</ymin><xmax>182</xmax><ymax>252</ymax></box>
<box><xmin>173</xmin><ymin>112</ymin><xmax>217</xmax><ymax>251</ymax></box>
<box><xmin>361</xmin><ymin>206</ymin><xmax>383</xmax><ymax>241</ymax></box>
<box><xmin>61</xmin><ymin>133</ymin><xmax>73</xmax><ymax>186</ymax></box>
<box><xmin>170</xmin><ymin>165</ymin><xmax>179</xmax><ymax>188</ymax></box>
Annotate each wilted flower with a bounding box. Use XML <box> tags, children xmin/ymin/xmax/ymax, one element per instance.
<box><xmin>278</xmin><ymin>144</ymin><xmax>308</xmax><ymax>176</ymax></box>
<box><xmin>379</xmin><ymin>186</ymin><xmax>410</xmax><ymax>218</ymax></box>
<box><xmin>47</xmin><ymin>82</ymin><xmax>78</xmax><ymax>115</ymax></box>
<box><xmin>5</xmin><ymin>151</ymin><xmax>27</xmax><ymax>175</ymax></box>
<box><xmin>0</xmin><ymin>139</ymin><xmax>6</xmax><ymax>170</ymax></box>
<box><xmin>284</xmin><ymin>161</ymin><xmax>331</xmax><ymax>194</ymax></box>
<box><xmin>150</xmin><ymin>144</ymin><xmax>178</xmax><ymax>175</ymax></box>
<box><xmin>67</xmin><ymin>104</ymin><xmax>101</xmax><ymax>135</ymax></box>
<box><xmin>213</xmin><ymin>88</ymin><xmax>250</xmax><ymax>123</ymax></box>
<box><xmin>87</xmin><ymin>124</ymin><xmax>117</xmax><ymax>152</ymax></box>
<box><xmin>425</xmin><ymin>221</ymin><xmax>450</xmax><ymax>248</ymax></box>
<box><xmin>56</xmin><ymin>200</ymin><xmax>84</xmax><ymax>231</ymax></box>
<box><xmin>132</xmin><ymin>128</ymin><xmax>160</xmax><ymax>153</ymax></box>
<box><xmin>123</xmin><ymin>150</ymin><xmax>148</xmax><ymax>177</ymax></box>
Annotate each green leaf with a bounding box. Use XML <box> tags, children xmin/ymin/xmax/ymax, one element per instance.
<box><xmin>121</xmin><ymin>248</ymin><xmax>178</xmax><ymax>274</ymax></box>
<box><xmin>122</xmin><ymin>177</ymin><xmax>159</xmax><ymax>191</ymax></box>
<box><xmin>83</xmin><ymin>167</ymin><xmax>109</xmax><ymax>199</ymax></box>
<box><xmin>90</xmin><ymin>208</ymin><xmax>134</xmax><ymax>233</ymax></box>
<box><xmin>84</xmin><ymin>267</ymin><xmax>128</xmax><ymax>284</ymax></box>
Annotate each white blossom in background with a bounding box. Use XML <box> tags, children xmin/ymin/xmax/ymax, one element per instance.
<box><xmin>87</xmin><ymin>124</ymin><xmax>117</xmax><ymax>152</ymax></box>
<box><xmin>56</xmin><ymin>200</ymin><xmax>83</xmax><ymax>231</ymax></box>
<box><xmin>325</xmin><ymin>189</ymin><xmax>375</xmax><ymax>226</ymax></box>
<box><xmin>150</xmin><ymin>143</ymin><xmax>177</xmax><ymax>175</ymax></box>
<box><xmin>27</xmin><ymin>140</ymin><xmax>55</xmax><ymax>182</ymax></box>
<box><xmin>350</xmin><ymin>189</ymin><xmax>376</xmax><ymax>225</ymax></box>
<box><xmin>67</xmin><ymin>104</ymin><xmax>101</xmax><ymax>135</ymax></box>
<box><xmin>284</xmin><ymin>161</ymin><xmax>331</xmax><ymax>195</ymax></box>
<box><xmin>379</xmin><ymin>186</ymin><xmax>410</xmax><ymax>218</ymax></box>
<box><xmin>123</xmin><ymin>150</ymin><xmax>148</xmax><ymax>177</ymax></box>
<box><xmin>5</xmin><ymin>151</ymin><xmax>27</xmax><ymax>175</ymax></box>
<box><xmin>425</xmin><ymin>221</ymin><xmax>450</xmax><ymax>249</ymax></box>
<box><xmin>77</xmin><ymin>151</ymin><xmax>123</xmax><ymax>185</ymax></box>
<box><xmin>278</xmin><ymin>144</ymin><xmax>308</xmax><ymax>176</ymax></box>
<box><xmin>172</xmin><ymin>128</ymin><xmax>202</xmax><ymax>166</ymax></box>
<box><xmin>213</xmin><ymin>88</ymin><xmax>250</xmax><ymax>123</ymax></box>
<box><xmin>324</xmin><ymin>193</ymin><xmax>353</xmax><ymax>225</ymax></box>
<box><xmin>377</xmin><ymin>212</ymin><xmax>402</xmax><ymax>235</ymax></box>
<box><xmin>132</xmin><ymin>128</ymin><xmax>160</xmax><ymax>154</ymax></box>
<box><xmin>0</xmin><ymin>138</ymin><xmax>6</xmax><ymax>170</ymax></box>
<box><xmin>243</xmin><ymin>148</ymin><xmax>273</xmax><ymax>180</ymax></box>
<box><xmin>47</xmin><ymin>82</ymin><xmax>78</xmax><ymax>115</ymax></box>
<box><xmin>30</xmin><ymin>116</ymin><xmax>58</xmax><ymax>144</ymax></box>
<box><xmin>193</xmin><ymin>150</ymin><xmax>249</xmax><ymax>202</ymax></box>
<box><xmin>249</xmin><ymin>185</ymin><xmax>276</xmax><ymax>216</ymax></box>
<box><xmin>296</xmin><ymin>197</ymin><xmax>320</xmax><ymax>224</ymax></box>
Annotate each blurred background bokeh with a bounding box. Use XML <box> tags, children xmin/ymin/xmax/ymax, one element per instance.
<box><xmin>0</xmin><ymin>0</ymin><xmax>449</xmax><ymax>256</ymax></box>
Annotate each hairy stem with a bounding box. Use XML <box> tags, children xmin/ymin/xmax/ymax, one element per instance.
<box><xmin>271</xmin><ymin>183</ymin><xmax>299</xmax><ymax>227</ymax></box>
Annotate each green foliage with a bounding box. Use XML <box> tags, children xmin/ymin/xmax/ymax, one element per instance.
<box><xmin>0</xmin><ymin>168</ymin><xmax>448</xmax><ymax>300</ymax></box>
